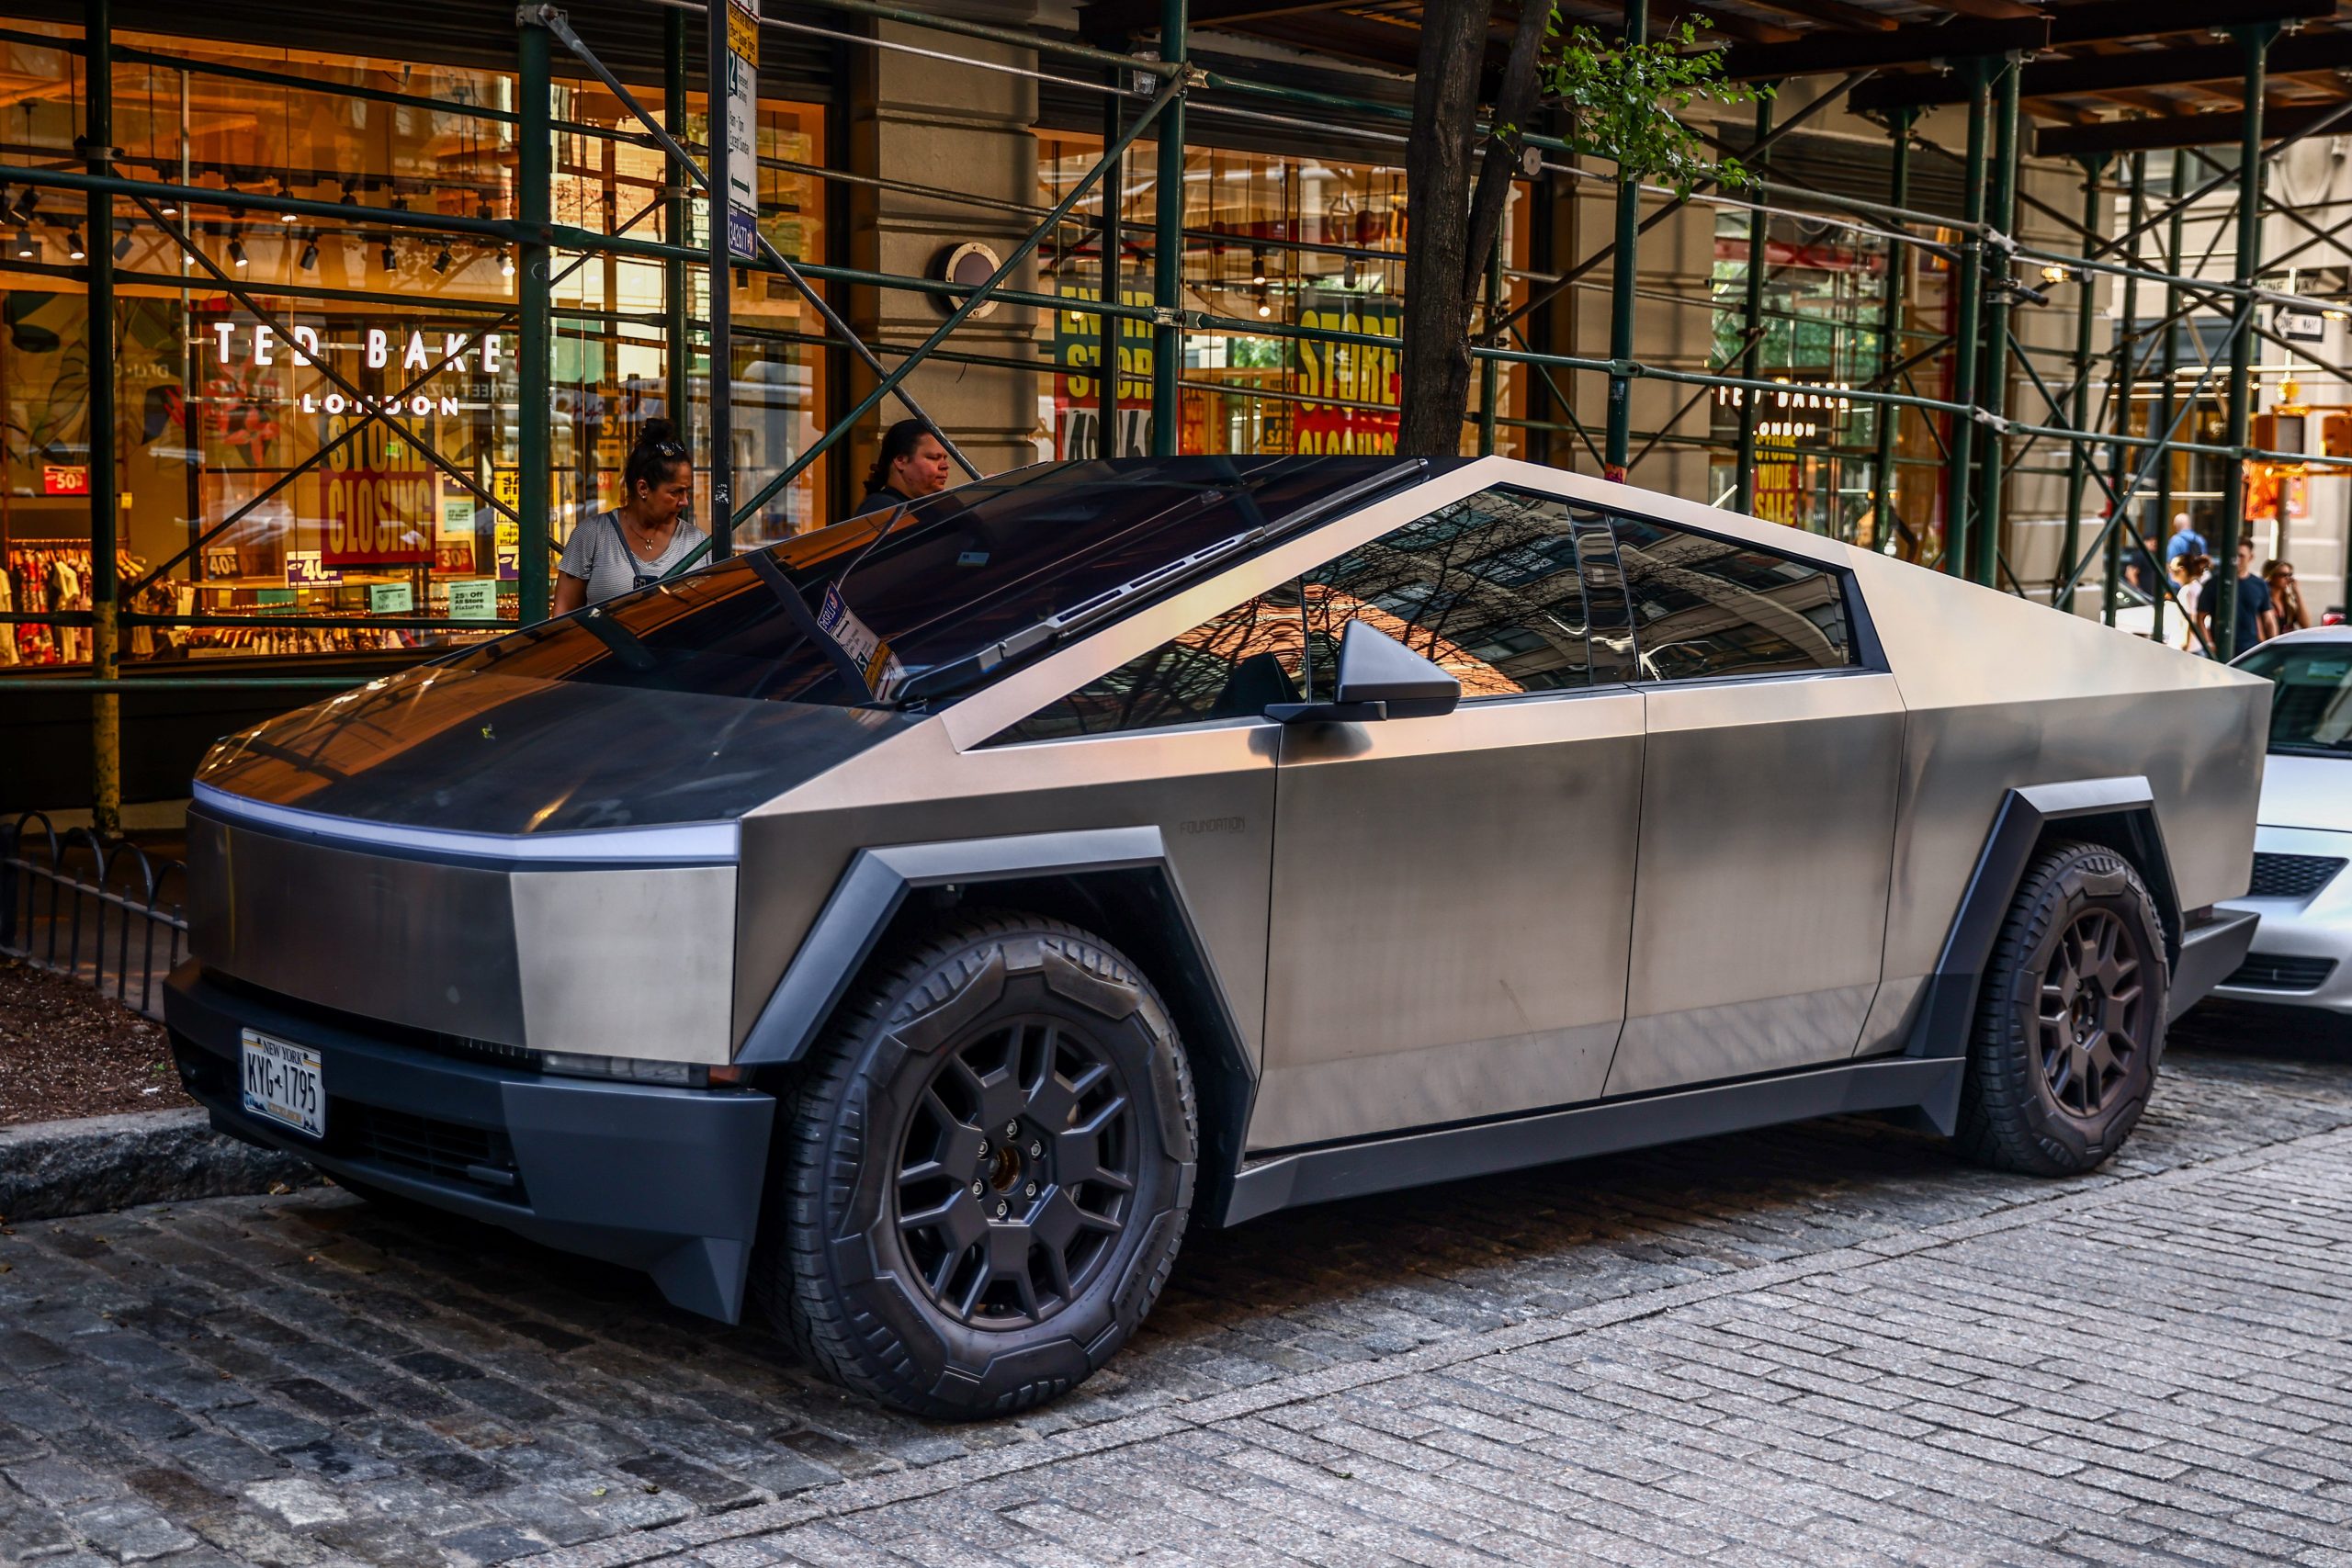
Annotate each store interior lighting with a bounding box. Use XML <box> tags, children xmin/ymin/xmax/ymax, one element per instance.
<box><xmin>111</xmin><ymin>225</ymin><xmax>131</xmax><ymax>261</ymax></box>
<box><xmin>380</xmin><ymin>241</ymin><xmax>397</xmax><ymax>272</ymax></box>
<box><xmin>12</xmin><ymin>226</ymin><xmax>39</xmax><ymax>261</ymax></box>
<box><xmin>1256</xmin><ymin>284</ymin><xmax>1272</xmax><ymax>320</ymax></box>
<box><xmin>501</xmin><ymin>252</ymin><xmax>515</xmax><ymax>278</ymax></box>
<box><xmin>432</xmin><ymin>245</ymin><xmax>452</xmax><ymax>274</ymax></box>
<box><xmin>1250</xmin><ymin>246</ymin><xmax>1267</xmax><ymax>287</ymax></box>
<box><xmin>66</xmin><ymin>228</ymin><xmax>85</xmax><ymax>261</ymax></box>
<box><xmin>1342</xmin><ymin>254</ymin><xmax>1361</xmax><ymax>288</ymax></box>
<box><xmin>298</xmin><ymin>235</ymin><xmax>319</xmax><ymax>270</ymax></box>
<box><xmin>228</xmin><ymin>236</ymin><xmax>248</xmax><ymax>268</ymax></box>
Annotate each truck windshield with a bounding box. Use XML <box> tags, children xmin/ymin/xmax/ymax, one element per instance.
<box><xmin>2236</xmin><ymin>639</ymin><xmax>2352</xmax><ymax>757</ymax></box>
<box><xmin>437</xmin><ymin>456</ymin><xmax>1432</xmax><ymax>706</ymax></box>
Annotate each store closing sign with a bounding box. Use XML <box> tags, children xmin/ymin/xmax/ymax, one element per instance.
<box><xmin>1294</xmin><ymin>290</ymin><xmax>1401</xmax><ymax>455</ymax></box>
<box><xmin>319</xmin><ymin>421</ymin><xmax>439</xmax><ymax>566</ymax></box>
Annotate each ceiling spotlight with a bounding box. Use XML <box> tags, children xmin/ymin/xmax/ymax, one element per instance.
<box><xmin>159</xmin><ymin>197</ymin><xmax>178</xmax><ymax>216</ymax></box>
<box><xmin>1342</xmin><ymin>254</ymin><xmax>1361</xmax><ymax>288</ymax></box>
<box><xmin>299</xmin><ymin>237</ymin><xmax>319</xmax><ymax>271</ymax></box>
<box><xmin>229</xmin><ymin>237</ymin><xmax>248</xmax><ymax>268</ymax></box>
<box><xmin>1255</xmin><ymin>284</ymin><xmax>1272</xmax><ymax>321</ymax></box>
<box><xmin>501</xmin><ymin>252</ymin><xmax>515</xmax><ymax>278</ymax></box>
<box><xmin>112</xmin><ymin>227</ymin><xmax>132</xmax><ymax>261</ymax></box>
<box><xmin>278</xmin><ymin>179</ymin><xmax>299</xmax><ymax>220</ymax></box>
<box><xmin>341</xmin><ymin>181</ymin><xmax>358</xmax><ymax>206</ymax></box>
<box><xmin>1250</xmin><ymin>246</ymin><xmax>1267</xmax><ymax>288</ymax></box>
<box><xmin>12</xmin><ymin>226</ymin><xmax>38</xmax><ymax>261</ymax></box>
<box><xmin>380</xmin><ymin>242</ymin><xmax>397</xmax><ymax>272</ymax></box>
<box><xmin>66</xmin><ymin>228</ymin><xmax>85</xmax><ymax>261</ymax></box>
<box><xmin>432</xmin><ymin>245</ymin><xmax>452</xmax><ymax>275</ymax></box>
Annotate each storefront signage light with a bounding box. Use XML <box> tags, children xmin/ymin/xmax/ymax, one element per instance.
<box><xmin>1712</xmin><ymin>380</ymin><xmax>1852</xmax><ymax>412</ymax></box>
<box><xmin>204</xmin><ymin>325</ymin><xmax>504</xmax><ymax>417</ymax></box>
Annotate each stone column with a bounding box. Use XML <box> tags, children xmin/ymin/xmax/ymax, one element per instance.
<box><xmin>848</xmin><ymin>7</ymin><xmax>1042</xmax><ymax>489</ymax></box>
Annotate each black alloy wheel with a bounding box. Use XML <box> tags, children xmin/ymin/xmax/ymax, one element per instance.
<box><xmin>758</xmin><ymin>911</ymin><xmax>1196</xmax><ymax>1419</ymax></box>
<box><xmin>895</xmin><ymin>1014</ymin><xmax>1137</xmax><ymax>1328</ymax></box>
<box><xmin>2035</xmin><ymin>907</ymin><xmax>2145</xmax><ymax>1120</ymax></box>
<box><xmin>1957</xmin><ymin>840</ymin><xmax>2167</xmax><ymax>1177</ymax></box>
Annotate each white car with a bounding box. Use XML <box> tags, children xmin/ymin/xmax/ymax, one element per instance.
<box><xmin>2217</xmin><ymin>626</ymin><xmax>2352</xmax><ymax>1011</ymax></box>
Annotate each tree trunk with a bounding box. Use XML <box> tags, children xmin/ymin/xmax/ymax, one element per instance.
<box><xmin>1396</xmin><ymin>0</ymin><xmax>1489</xmax><ymax>456</ymax></box>
<box><xmin>1398</xmin><ymin>1</ymin><xmax>1552</xmax><ymax>457</ymax></box>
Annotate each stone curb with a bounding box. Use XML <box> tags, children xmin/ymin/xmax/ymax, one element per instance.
<box><xmin>0</xmin><ymin>1107</ymin><xmax>313</xmax><ymax>1222</ymax></box>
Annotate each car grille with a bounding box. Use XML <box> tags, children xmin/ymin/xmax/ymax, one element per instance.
<box><xmin>2223</xmin><ymin>953</ymin><xmax>2340</xmax><ymax>993</ymax></box>
<box><xmin>336</xmin><ymin>1104</ymin><xmax>526</xmax><ymax>1202</ymax></box>
<box><xmin>2248</xmin><ymin>853</ymin><xmax>2347</xmax><ymax>900</ymax></box>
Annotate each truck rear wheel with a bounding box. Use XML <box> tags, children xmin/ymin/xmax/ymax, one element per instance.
<box><xmin>756</xmin><ymin>911</ymin><xmax>1196</xmax><ymax>1418</ymax></box>
<box><xmin>1956</xmin><ymin>840</ymin><xmax>2167</xmax><ymax>1176</ymax></box>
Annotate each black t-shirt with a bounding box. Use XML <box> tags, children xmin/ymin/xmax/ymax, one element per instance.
<box><xmin>2230</xmin><ymin>571</ymin><xmax>2273</xmax><ymax>658</ymax></box>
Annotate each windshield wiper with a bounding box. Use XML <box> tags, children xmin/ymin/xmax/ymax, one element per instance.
<box><xmin>894</xmin><ymin>458</ymin><xmax>1429</xmax><ymax>705</ymax></box>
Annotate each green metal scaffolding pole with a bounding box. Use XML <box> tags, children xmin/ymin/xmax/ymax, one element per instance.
<box><xmin>2058</xmin><ymin>157</ymin><xmax>2105</xmax><ymax>615</ymax></box>
<box><xmin>1971</xmin><ymin>55</ymin><xmax>2019</xmax><ymax>589</ymax></box>
<box><xmin>85</xmin><ymin>0</ymin><xmax>119</xmax><ymax>837</ymax></box>
<box><xmin>666</xmin><ymin>6</ymin><xmax>692</xmax><ymax>451</ymax></box>
<box><xmin>2104</xmin><ymin>154</ymin><xmax>2145</xmax><ymax>628</ymax></box>
<box><xmin>1101</xmin><ymin>68</ymin><xmax>1124</xmax><ymax>457</ymax></box>
<box><xmin>1603</xmin><ymin>0</ymin><xmax>1648</xmax><ymax>479</ymax></box>
<box><xmin>2215</xmin><ymin>21</ymin><xmax>2280</xmax><ymax>660</ymax></box>
<box><xmin>1869</xmin><ymin>110</ymin><xmax>1913</xmax><ymax>555</ymax></box>
<box><xmin>1732</xmin><ymin>88</ymin><xmax>1772</xmax><ymax>514</ymax></box>
<box><xmin>2152</xmin><ymin>149</ymin><xmax>2187</xmax><ymax>646</ymax></box>
<box><xmin>1150</xmin><ymin>0</ymin><xmax>1186</xmax><ymax>457</ymax></box>
<box><xmin>517</xmin><ymin>15</ymin><xmax>554</xmax><ymax>623</ymax></box>
<box><xmin>1941</xmin><ymin>61</ymin><xmax>1990</xmax><ymax>577</ymax></box>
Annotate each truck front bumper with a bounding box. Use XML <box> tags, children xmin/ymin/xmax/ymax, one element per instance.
<box><xmin>164</xmin><ymin>962</ymin><xmax>775</xmax><ymax>1322</ymax></box>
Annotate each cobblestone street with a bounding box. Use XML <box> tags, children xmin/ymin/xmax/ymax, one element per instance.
<box><xmin>7</xmin><ymin>1010</ymin><xmax>2352</xmax><ymax>1568</ymax></box>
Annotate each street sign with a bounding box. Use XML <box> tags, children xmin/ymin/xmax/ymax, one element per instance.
<box><xmin>724</xmin><ymin>0</ymin><xmax>761</xmax><ymax>262</ymax></box>
<box><xmin>2274</xmin><ymin>304</ymin><xmax>2327</xmax><ymax>344</ymax></box>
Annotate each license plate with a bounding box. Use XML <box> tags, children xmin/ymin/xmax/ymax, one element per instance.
<box><xmin>240</xmin><ymin>1029</ymin><xmax>325</xmax><ymax>1141</ymax></box>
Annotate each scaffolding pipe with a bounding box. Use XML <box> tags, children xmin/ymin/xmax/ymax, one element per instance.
<box><xmin>1733</xmin><ymin>89</ymin><xmax>1772</xmax><ymax>514</ymax></box>
<box><xmin>2058</xmin><ymin>158</ymin><xmax>2104</xmax><ymax>615</ymax></box>
<box><xmin>666</xmin><ymin>6</ymin><xmax>691</xmax><ymax>453</ymax></box>
<box><xmin>1870</xmin><ymin>110</ymin><xmax>1913</xmax><ymax>556</ymax></box>
<box><xmin>1942</xmin><ymin>60</ymin><xmax>1990</xmax><ymax>577</ymax></box>
<box><xmin>2153</xmin><ymin>149</ymin><xmax>2187</xmax><ymax>646</ymax></box>
<box><xmin>85</xmin><ymin>0</ymin><xmax>118</xmax><ymax>838</ymax></box>
<box><xmin>1150</xmin><ymin>0</ymin><xmax>1187</xmax><ymax>457</ymax></box>
<box><xmin>1100</xmin><ymin>70</ymin><xmax>1124</xmax><ymax>457</ymax></box>
<box><xmin>2104</xmin><ymin>155</ymin><xmax>2146</xmax><ymax>627</ymax></box>
<box><xmin>1605</xmin><ymin>0</ymin><xmax>1648</xmax><ymax>479</ymax></box>
<box><xmin>1972</xmin><ymin>55</ymin><xmax>2019</xmax><ymax>589</ymax></box>
<box><xmin>518</xmin><ymin>13</ymin><xmax>554</xmax><ymax>620</ymax></box>
<box><xmin>2216</xmin><ymin>23</ymin><xmax>2280</xmax><ymax>660</ymax></box>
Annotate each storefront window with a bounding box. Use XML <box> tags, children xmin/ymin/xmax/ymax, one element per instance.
<box><xmin>1706</xmin><ymin>209</ymin><xmax>1891</xmax><ymax>544</ymax></box>
<box><xmin>1040</xmin><ymin>137</ymin><xmax>1523</xmax><ymax>463</ymax></box>
<box><xmin>0</xmin><ymin>25</ymin><xmax>830</xmax><ymax>667</ymax></box>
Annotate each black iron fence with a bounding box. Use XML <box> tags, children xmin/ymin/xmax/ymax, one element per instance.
<box><xmin>0</xmin><ymin>813</ymin><xmax>188</xmax><ymax>1020</ymax></box>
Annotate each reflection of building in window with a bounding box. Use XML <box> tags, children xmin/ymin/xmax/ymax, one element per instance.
<box><xmin>1610</xmin><ymin>518</ymin><xmax>1850</xmax><ymax>679</ymax></box>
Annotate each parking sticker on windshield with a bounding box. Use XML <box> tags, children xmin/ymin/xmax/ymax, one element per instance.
<box><xmin>817</xmin><ymin>583</ymin><xmax>909</xmax><ymax>700</ymax></box>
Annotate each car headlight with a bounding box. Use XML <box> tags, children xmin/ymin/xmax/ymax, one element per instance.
<box><xmin>538</xmin><ymin>1052</ymin><xmax>708</xmax><ymax>1089</ymax></box>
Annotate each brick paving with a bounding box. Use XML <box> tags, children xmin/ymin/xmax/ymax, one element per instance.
<box><xmin>6</xmin><ymin>1008</ymin><xmax>2352</xmax><ymax>1567</ymax></box>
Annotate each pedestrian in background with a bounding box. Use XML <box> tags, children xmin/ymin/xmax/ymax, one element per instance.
<box><xmin>2267</xmin><ymin>558</ymin><xmax>2312</xmax><ymax>633</ymax></box>
<box><xmin>2165</xmin><ymin>510</ymin><xmax>2207</xmax><ymax>563</ymax></box>
<box><xmin>2201</xmin><ymin>538</ymin><xmax>2279</xmax><ymax>660</ymax></box>
<box><xmin>2171</xmin><ymin>554</ymin><xmax>2209</xmax><ymax>654</ymax></box>
<box><xmin>552</xmin><ymin>419</ymin><xmax>705</xmax><ymax>614</ymax></box>
<box><xmin>850</xmin><ymin>419</ymin><xmax>956</xmax><ymax>521</ymax></box>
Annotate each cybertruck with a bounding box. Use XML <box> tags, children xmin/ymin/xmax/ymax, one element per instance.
<box><xmin>168</xmin><ymin>457</ymin><xmax>2267</xmax><ymax>1417</ymax></box>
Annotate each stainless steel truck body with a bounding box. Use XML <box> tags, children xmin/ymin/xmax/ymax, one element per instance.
<box><xmin>168</xmin><ymin>456</ymin><xmax>2267</xmax><ymax>1416</ymax></box>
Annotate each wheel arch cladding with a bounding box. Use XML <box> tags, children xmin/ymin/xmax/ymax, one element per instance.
<box><xmin>1908</xmin><ymin>777</ymin><xmax>2182</xmax><ymax>1068</ymax></box>
<box><xmin>737</xmin><ymin>829</ymin><xmax>1256</xmax><ymax>1225</ymax></box>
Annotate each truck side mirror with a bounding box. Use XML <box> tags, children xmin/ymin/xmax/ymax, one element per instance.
<box><xmin>1266</xmin><ymin>619</ymin><xmax>1461</xmax><ymax>723</ymax></box>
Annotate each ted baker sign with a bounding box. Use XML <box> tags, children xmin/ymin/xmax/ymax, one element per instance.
<box><xmin>209</xmin><ymin>324</ymin><xmax>505</xmax><ymax>417</ymax></box>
